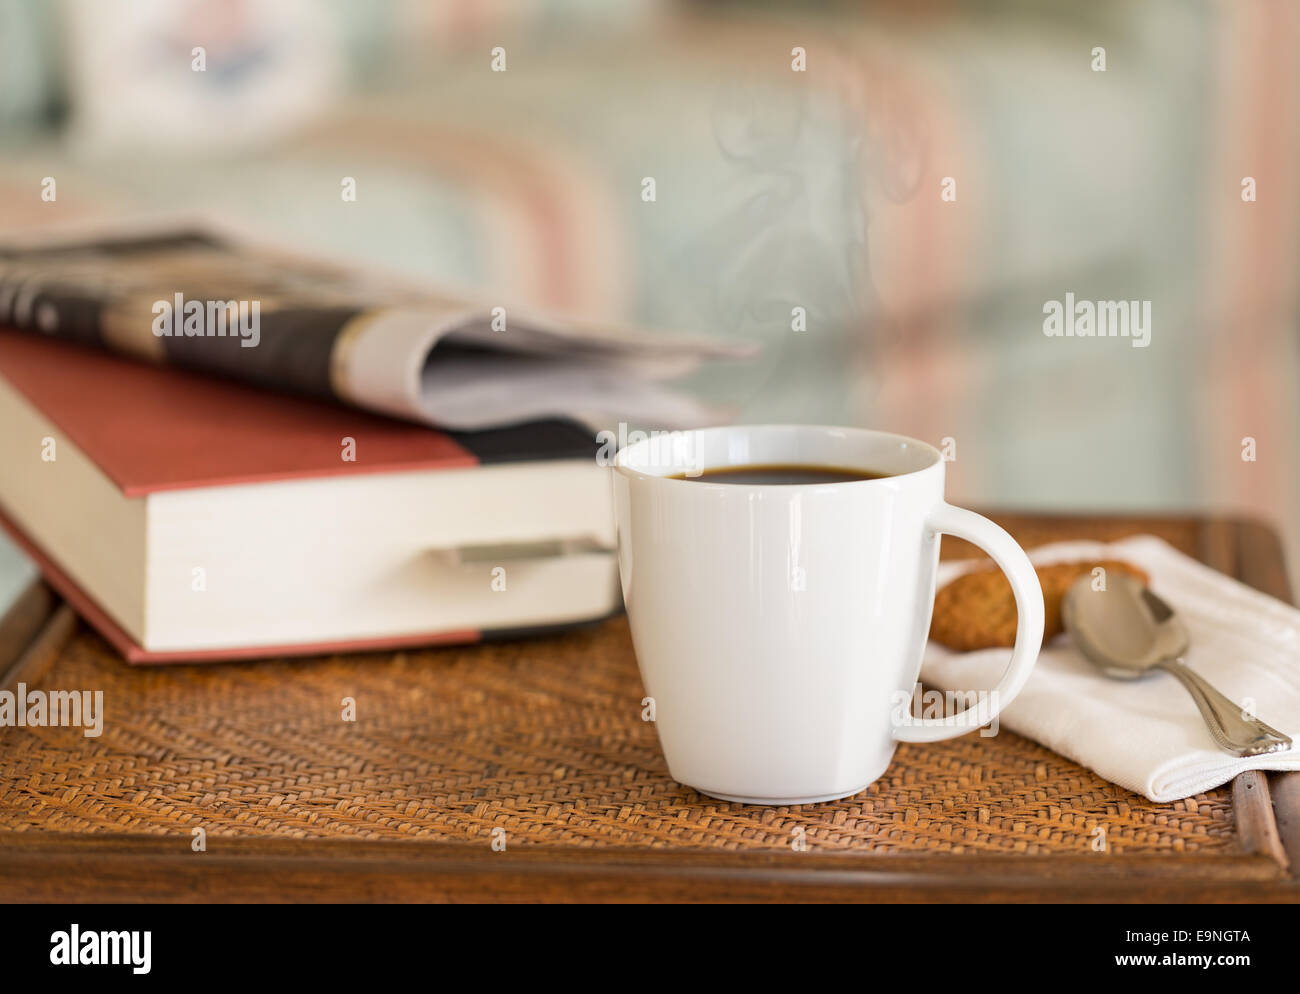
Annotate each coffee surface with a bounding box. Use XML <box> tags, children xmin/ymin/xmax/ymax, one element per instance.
<box><xmin>667</xmin><ymin>464</ymin><xmax>889</xmax><ymax>485</ymax></box>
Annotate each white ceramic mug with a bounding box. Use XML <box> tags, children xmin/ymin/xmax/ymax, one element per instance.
<box><xmin>612</xmin><ymin>425</ymin><xmax>1044</xmax><ymax>805</ymax></box>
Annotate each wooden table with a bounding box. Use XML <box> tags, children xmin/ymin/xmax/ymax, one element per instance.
<box><xmin>1</xmin><ymin>513</ymin><xmax>1297</xmax><ymax>902</ymax></box>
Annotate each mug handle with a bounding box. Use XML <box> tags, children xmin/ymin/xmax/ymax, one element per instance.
<box><xmin>893</xmin><ymin>503</ymin><xmax>1045</xmax><ymax>743</ymax></box>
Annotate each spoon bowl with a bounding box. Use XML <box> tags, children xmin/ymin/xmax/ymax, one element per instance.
<box><xmin>1061</xmin><ymin>574</ymin><xmax>1189</xmax><ymax>678</ymax></box>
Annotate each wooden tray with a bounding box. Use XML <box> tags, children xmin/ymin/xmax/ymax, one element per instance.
<box><xmin>1</xmin><ymin>513</ymin><xmax>1297</xmax><ymax>902</ymax></box>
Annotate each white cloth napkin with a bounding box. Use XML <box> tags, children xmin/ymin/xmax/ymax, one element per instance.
<box><xmin>922</xmin><ymin>536</ymin><xmax>1300</xmax><ymax>801</ymax></box>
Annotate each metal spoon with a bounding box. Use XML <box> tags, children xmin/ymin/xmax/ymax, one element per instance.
<box><xmin>1062</xmin><ymin>572</ymin><xmax>1293</xmax><ymax>757</ymax></box>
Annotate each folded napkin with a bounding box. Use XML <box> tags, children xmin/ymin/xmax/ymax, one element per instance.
<box><xmin>922</xmin><ymin>536</ymin><xmax>1300</xmax><ymax>801</ymax></box>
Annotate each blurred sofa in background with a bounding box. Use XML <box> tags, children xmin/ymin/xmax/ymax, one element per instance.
<box><xmin>1</xmin><ymin>0</ymin><xmax>1297</xmax><ymax>579</ymax></box>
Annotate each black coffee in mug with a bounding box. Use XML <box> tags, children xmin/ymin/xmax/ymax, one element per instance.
<box><xmin>668</xmin><ymin>464</ymin><xmax>890</xmax><ymax>485</ymax></box>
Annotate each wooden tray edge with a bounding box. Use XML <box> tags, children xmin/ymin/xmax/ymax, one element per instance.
<box><xmin>0</xmin><ymin>831</ymin><xmax>1293</xmax><ymax>903</ymax></box>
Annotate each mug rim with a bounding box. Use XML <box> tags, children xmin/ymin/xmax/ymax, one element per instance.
<box><xmin>612</xmin><ymin>424</ymin><xmax>944</xmax><ymax>488</ymax></box>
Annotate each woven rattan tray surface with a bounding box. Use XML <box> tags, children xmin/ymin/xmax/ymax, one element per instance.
<box><xmin>1</xmin><ymin>512</ymin><xmax>1297</xmax><ymax>902</ymax></box>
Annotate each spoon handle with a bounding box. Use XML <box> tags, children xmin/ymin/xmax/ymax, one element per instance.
<box><xmin>1156</xmin><ymin>659</ymin><xmax>1293</xmax><ymax>757</ymax></box>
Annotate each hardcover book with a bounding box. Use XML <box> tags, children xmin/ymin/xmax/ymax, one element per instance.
<box><xmin>0</xmin><ymin>330</ymin><xmax>620</xmax><ymax>663</ymax></box>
